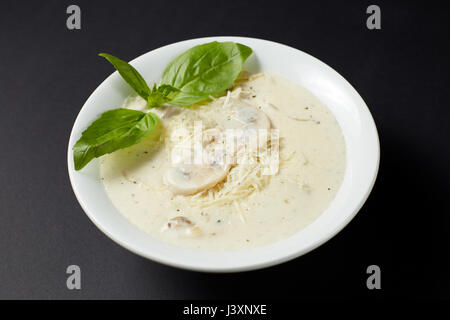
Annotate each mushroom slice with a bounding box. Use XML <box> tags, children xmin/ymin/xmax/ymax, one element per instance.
<box><xmin>165</xmin><ymin>131</ymin><xmax>232</xmax><ymax>195</ymax></box>
<box><xmin>226</xmin><ymin>103</ymin><xmax>271</xmax><ymax>151</ymax></box>
<box><xmin>227</xmin><ymin>104</ymin><xmax>271</xmax><ymax>130</ymax></box>
<box><xmin>164</xmin><ymin>162</ymin><xmax>230</xmax><ymax>195</ymax></box>
<box><xmin>167</xmin><ymin>216</ymin><xmax>193</xmax><ymax>227</ymax></box>
<box><xmin>162</xmin><ymin>216</ymin><xmax>203</xmax><ymax>237</ymax></box>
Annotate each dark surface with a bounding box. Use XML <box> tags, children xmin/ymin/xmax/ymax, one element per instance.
<box><xmin>0</xmin><ymin>0</ymin><xmax>449</xmax><ymax>299</ymax></box>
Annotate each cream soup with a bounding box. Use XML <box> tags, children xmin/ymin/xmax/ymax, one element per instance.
<box><xmin>100</xmin><ymin>73</ymin><xmax>346</xmax><ymax>251</ymax></box>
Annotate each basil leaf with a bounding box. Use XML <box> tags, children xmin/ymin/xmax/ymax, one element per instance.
<box><xmin>160</xmin><ymin>41</ymin><xmax>252</xmax><ymax>106</ymax></box>
<box><xmin>73</xmin><ymin>109</ymin><xmax>161</xmax><ymax>170</ymax></box>
<box><xmin>99</xmin><ymin>53</ymin><xmax>151</xmax><ymax>100</ymax></box>
<box><xmin>147</xmin><ymin>84</ymin><xmax>180</xmax><ymax>108</ymax></box>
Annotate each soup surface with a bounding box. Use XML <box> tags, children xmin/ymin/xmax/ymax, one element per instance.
<box><xmin>100</xmin><ymin>73</ymin><xmax>346</xmax><ymax>250</ymax></box>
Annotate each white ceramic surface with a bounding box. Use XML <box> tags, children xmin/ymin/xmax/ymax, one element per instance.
<box><xmin>67</xmin><ymin>36</ymin><xmax>380</xmax><ymax>272</ymax></box>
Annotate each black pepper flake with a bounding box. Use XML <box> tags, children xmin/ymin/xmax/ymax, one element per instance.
<box><xmin>133</xmin><ymin>181</ymin><xmax>137</xmax><ymax>184</ymax></box>
<box><xmin>217</xmin><ymin>219</ymin><xmax>221</xmax><ymax>223</ymax></box>
<box><xmin>328</xmin><ymin>187</ymin><xmax>331</xmax><ymax>190</ymax></box>
<box><xmin>252</xmin><ymin>95</ymin><xmax>256</xmax><ymax>98</ymax></box>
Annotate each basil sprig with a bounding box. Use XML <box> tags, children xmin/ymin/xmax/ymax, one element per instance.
<box><xmin>73</xmin><ymin>41</ymin><xmax>252</xmax><ymax>170</ymax></box>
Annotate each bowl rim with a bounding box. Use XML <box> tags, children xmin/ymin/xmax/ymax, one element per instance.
<box><xmin>67</xmin><ymin>36</ymin><xmax>380</xmax><ymax>272</ymax></box>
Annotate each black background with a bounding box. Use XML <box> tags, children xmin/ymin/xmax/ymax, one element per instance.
<box><xmin>0</xmin><ymin>0</ymin><xmax>449</xmax><ymax>300</ymax></box>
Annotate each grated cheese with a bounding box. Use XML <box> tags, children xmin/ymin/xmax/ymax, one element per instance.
<box><xmin>165</xmin><ymin>88</ymin><xmax>282</xmax><ymax>209</ymax></box>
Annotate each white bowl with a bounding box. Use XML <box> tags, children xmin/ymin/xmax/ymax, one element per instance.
<box><xmin>67</xmin><ymin>36</ymin><xmax>380</xmax><ymax>272</ymax></box>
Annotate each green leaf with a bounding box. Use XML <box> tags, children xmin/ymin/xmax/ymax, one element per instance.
<box><xmin>147</xmin><ymin>84</ymin><xmax>180</xmax><ymax>109</ymax></box>
<box><xmin>99</xmin><ymin>53</ymin><xmax>151</xmax><ymax>100</ymax></box>
<box><xmin>73</xmin><ymin>109</ymin><xmax>161</xmax><ymax>170</ymax></box>
<box><xmin>160</xmin><ymin>41</ymin><xmax>252</xmax><ymax>106</ymax></box>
